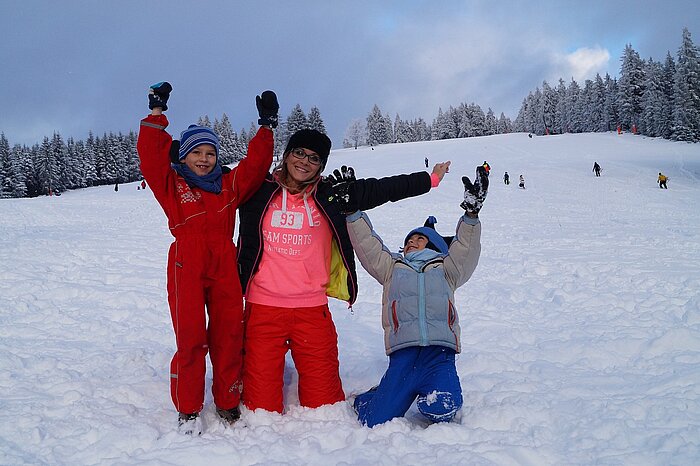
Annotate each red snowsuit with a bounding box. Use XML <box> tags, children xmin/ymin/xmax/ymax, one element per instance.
<box><xmin>137</xmin><ymin>114</ymin><xmax>273</xmax><ymax>414</ymax></box>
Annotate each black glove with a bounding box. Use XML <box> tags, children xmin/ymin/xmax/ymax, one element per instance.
<box><xmin>169</xmin><ymin>140</ymin><xmax>181</xmax><ymax>164</ymax></box>
<box><xmin>256</xmin><ymin>90</ymin><xmax>279</xmax><ymax>128</ymax></box>
<box><xmin>326</xmin><ymin>165</ymin><xmax>357</xmax><ymax>214</ymax></box>
<box><xmin>148</xmin><ymin>81</ymin><xmax>172</xmax><ymax>111</ymax></box>
<box><xmin>460</xmin><ymin>165</ymin><xmax>489</xmax><ymax>214</ymax></box>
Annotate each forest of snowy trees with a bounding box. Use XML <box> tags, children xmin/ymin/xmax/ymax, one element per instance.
<box><xmin>346</xmin><ymin>27</ymin><xmax>700</xmax><ymax>148</ymax></box>
<box><xmin>1</xmin><ymin>28</ymin><xmax>697</xmax><ymax>198</ymax></box>
<box><xmin>513</xmin><ymin>28</ymin><xmax>700</xmax><ymax>141</ymax></box>
<box><xmin>342</xmin><ymin>103</ymin><xmax>513</xmax><ymax>149</ymax></box>
<box><xmin>0</xmin><ymin>104</ymin><xmax>326</xmax><ymax>198</ymax></box>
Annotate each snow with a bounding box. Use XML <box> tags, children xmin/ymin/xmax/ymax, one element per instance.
<box><xmin>1</xmin><ymin>132</ymin><xmax>699</xmax><ymax>465</ymax></box>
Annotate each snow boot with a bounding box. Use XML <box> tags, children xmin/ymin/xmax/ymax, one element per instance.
<box><xmin>216</xmin><ymin>406</ymin><xmax>241</xmax><ymax>425</ymax></box>
<box><xmin>178</xmin><ymin>412</ymin><xmax>202</xmax><ymax>436</ymax></box>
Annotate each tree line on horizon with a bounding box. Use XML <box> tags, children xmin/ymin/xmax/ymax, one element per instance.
<box><xmin>514</xmin><ymin>28</ymin><xmax>700</xmax><ymax>142</ymax></box>
<box><xmin>0</xmin><ymin>103</ymin><xmax>326</xmax><ymax>198</ymax></box>
<box><xmin>1</xmin><ymin>28</ymin><xmax>697</xmax><ymax>198</ymax></box>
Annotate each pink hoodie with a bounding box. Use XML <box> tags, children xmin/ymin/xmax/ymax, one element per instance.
<box><xmin>246</xmin><ymin>184</ymin><xmax>332</xmax><ymax>307</ymax></box>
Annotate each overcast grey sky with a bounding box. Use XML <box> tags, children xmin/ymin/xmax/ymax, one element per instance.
<box><xmin>1</xmin><ymin>0</ymin><xmax>698</xmax><ymax>148</ymax></box>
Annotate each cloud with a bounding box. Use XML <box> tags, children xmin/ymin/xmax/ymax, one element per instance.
<box><xmin>363</xmin><ymin>13</ymin><xmax>564</xmax><ymax>120</ymax></box>
<box><xmin>557</xmin><ymin>46</ymin><xmax>611</xmax><ymax>82</ymax></box>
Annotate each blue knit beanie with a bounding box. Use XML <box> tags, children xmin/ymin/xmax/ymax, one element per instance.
<box><xmin>404</xmin><ymin>219</ymin><xmax>449</xmax><ymax>254</ymax></box>
<box><xmin>178</xmin><ymin>125</ymin><xmax>219</xmax><ymax>161</ymax></box>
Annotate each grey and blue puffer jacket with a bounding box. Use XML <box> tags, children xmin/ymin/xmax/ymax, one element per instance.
<box><xmin>346</xmin><ymin>211</ymin><xmax>481</xmax><ymax>354</ymax></box>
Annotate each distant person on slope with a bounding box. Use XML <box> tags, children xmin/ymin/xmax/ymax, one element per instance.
<box><xmin>593</xmin><ymin>162</ymin><xmax>602</xmax><ymax>177</ymax></box>
<box><xmin>137</xmin><ymin>82</ymin><xmax>276</xmax><ymax>435</ymax></box>
<box><xmin>504</xmin><ymin>171</ymin><xmax>510</xmax><ymax>185</ymax></box>
<box><xmin>237</xmin><ymin>132</ymin><xmax>452</xmax><ymax>415</ymax></box>
<box><xmin>519</xmin><ymin>174</ymin><xmax>525</xmax><ymax>189</ymax></box>
<box><xmin>347</xmin><ymin>164</ymin><xmax>487</xmax><ymax>427</ymax></box>
<box><xmin>658</xmin><ymin>172</ymin><xmax>668</xmax><ymax>189</ymax></box>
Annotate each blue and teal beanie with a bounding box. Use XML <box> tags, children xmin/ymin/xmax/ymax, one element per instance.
<box><xmin>404</xmin><ymin>216</ymin><xmax>450</xmax><ymax>254</ymax></box>
<box><xmin>178</xmin><ymin>125</ymin><xmax>219</xmax><ymax>161</ymax></box>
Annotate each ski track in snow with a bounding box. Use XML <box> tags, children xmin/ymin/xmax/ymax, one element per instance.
<box><xmin>1</xmin><ymin>132</ymin><xmax>699</xmax><ymax>465</ymax></box>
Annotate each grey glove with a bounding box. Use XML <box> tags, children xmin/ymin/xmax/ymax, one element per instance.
<box><xmin>460</xmin><ymin>165</ymin><xmax>489</xmax><ymax>214</ymax></box>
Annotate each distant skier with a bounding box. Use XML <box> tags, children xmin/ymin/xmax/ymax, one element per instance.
<box><xmin>593</xmin><ymin>162</ymin><xmax>601</xmax><ymax>177</ymax></box>
<box><xmin>482</xmin><ymin>161</ymin><xmax>491</xmax><ymax>176</ymax></box>
<box><xmin>425</xmin><ymin>157</ymin><xmax>429</xmax><ymax>168</ymax></box>
<box><xmin>519</xmin><ymin>174</ymin><xmax>525</xmax><ymax>189</ymax></box>
<box><xmin>503</xmin><ymin>171</ymin><xmax>510</xmax><ymax>185</ymax></box>
<box><xmin>658</xmin><ymin>172</ymin><xmax>668</xmax><ymax>189</ymax></box>
<box><xmin>141</xmin><ymin>180</ymin><xmax>147</xmax><ymax>190</ymax></box>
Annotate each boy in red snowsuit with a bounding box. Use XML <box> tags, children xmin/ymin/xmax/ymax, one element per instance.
<box><xmin>137</xmin><ymin>82</ymin><xmax>277</xmax><ymax>434</ymax></box>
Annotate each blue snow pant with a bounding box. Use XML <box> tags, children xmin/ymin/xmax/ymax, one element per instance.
<box><xmin>354</xmin><ymin>346</ymin><xmax>462</xmax><ymax>427</ymax></box>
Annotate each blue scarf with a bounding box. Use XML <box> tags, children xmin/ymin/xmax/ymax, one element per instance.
<box><xmin>403</xmin><ymin>249</ymin><xmax>443</xmax><ymax>271</ymax></box>
<box><xmin>172</xmin><ymin>163</ymin><xmax>223</xmax><ymax>194</ymax></box>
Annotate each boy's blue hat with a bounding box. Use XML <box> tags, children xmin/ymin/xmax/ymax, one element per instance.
<box><xmin>404</xmin><ymin>216</ymin><xmax>449</xmax><ymax>254</ymax></box>
<box><xmin>179</xmin><ymin>125</ymin><xmax>219</xmax><ymax>161</ymax></box>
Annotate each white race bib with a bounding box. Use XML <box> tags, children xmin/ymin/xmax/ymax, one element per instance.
<box><xmin>270</xmin><ymin>210</ymin><xmax>304</xmax><ymax>230</ymax></box>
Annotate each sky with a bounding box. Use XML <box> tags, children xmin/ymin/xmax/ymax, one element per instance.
<box><xmin>1</xmin><ymin>0</ymin><xmax>699</xmax><ymax>148</ymax></box>
<box><xmin>2</xmin><ymin>132</ymin><xmax>699</xmax><ymax>464</ymax></box>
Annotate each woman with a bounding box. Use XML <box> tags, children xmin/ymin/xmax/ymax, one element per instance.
<box><xmin>237</xmin><ymin>129</ymin><xmax>450</xmax><ymax>413</ymax></box>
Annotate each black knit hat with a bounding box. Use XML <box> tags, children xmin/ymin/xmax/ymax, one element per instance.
<box><xmin>284</xmin><ymin>129</ymin><xmax>332</xmax><ymax>167</ymax></box>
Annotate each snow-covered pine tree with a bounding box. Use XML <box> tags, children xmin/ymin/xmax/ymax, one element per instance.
<box><xmin>412</xmin><ymin>118</ymin><xmax>430</xmax><ymax>140</ymax></box>
<box><xmin>554</xmin><ymin>78</ymin><xmax>568</xmax><ymax>134</ymax></box>
<box><xmin>366</xmin><ymin>105</ymin><xmax>387</xmax><ymax>146</ymax></box>
<box><xmin>307</xmin><ymin>106</ymin><xmax>326</xmax><ymax>133</ymax></box>
<box><xmin>497</xmin><ymin>112</ymin><xmax>512</xmax><ymax>134</ymax></box>
<box><xmin>344</xmin><ymin>119</ymin><xmax>366</xmax><ymax>149</ymax></box>
<box><xmin>9</xmin><ymin>144</ymin><xmax>28</xmax><ymax>198</ymax></box>
<box><xmin>83</xmin><ymin>134</ymin><xmax>98</xmax><ymax>187</ymax></box>
<box><xmin>591</xmin><ymin>74</ymin><xmax>607</xmax><ymax>132</ymax></box>
<box><xmin>215</xmin><ymin>114</ymin><xmax>237</xmax><ymax>165</ymax></box>
<box><xmin>485</xmin><ymin>108</ymin><xmax>497</xmax><ymax>136</ymax></box>
<box><xmin>286</xmin><ymin>104</ymin><xmax>308</xmax><ymax>136</ymax></box>
<box><xmin>0</xmin><ymin>133</ymin><xmax>11</xmax><ymax>198</ymax></box>
<box><xmin>431</xmin><ymin>107</ymin><xmax>454</xmax><ymax>140</ymax></box>
<box><xmin>660</xmin><ymin>52</ymin><xmax>676</xmax><ymax>139</ymax></box>
<box><xmin>197</xmin><ymin>115</ymin><xmax>212</xmax><ymax>128</ymax></box>
<box><xmin>124</xmin><ymin>131</ymin><xmax>139</xmax><ymax>182</ymax></box>
<box><xmin>457</xmin><ymin>104</ymin><xmax>473</xmax><ymax>138</ymax></box>
<box><xmin>566</xmin><ymin>80</ymin><xmax>583</xmax><ymax>133</ymax></box>
<box><xmin>103</xmin><ymin>133</ymin><xmax>120</xmax><ymax>185</ymax></box>
<box><xmin>49</xmin><ymin>133</ymin><xmax>67</xmax><ymax>194</ymax></box>
<box><xmin>671</xmin><ymin>27</ymin><xmax>700</xmax><ymax>142</ymax></box>
<box><xmin>541</xmin><ymin>81</ymin><xmax>556</xmax><ymax>134</ymax></box>
<box><xmin>22</xmin><ymin>144</ymin><xmax>41</xmax><ymax>197</ymax></box>
<box><xmin>604</xmin><ymin>74</ymin><xmax>619</xmax><ymax>132</ymax></box>
<box><xmin>641</xmin><ymin>58</ymin><xmax>664</xmax><ymax>137</ymax></box>
<box><xmin>618</xmin><ymin>44</ymin><xmax>646</xmax><ymax>131</ymax></box>
<box><xmin>513</xmin><ymin>97</ymin><xmax>528</xmax><ymax>132</ymax></box>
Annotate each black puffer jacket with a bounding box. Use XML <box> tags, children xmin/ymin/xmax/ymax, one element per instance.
<box><xmin>237</xmin><ymin>171</ymin><xmax>432</xmax><ymax>305</ymax></box>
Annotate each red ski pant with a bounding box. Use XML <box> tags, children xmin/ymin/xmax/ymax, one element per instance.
<box><xmin>242</xmin><ymin>302</ymin><xmax>345</xmax><ymax>413</ymax></box>
<box><xmin>167</xmin><ymin>238</ymin><xmax>244</xmax><ymax>414</ymax></box>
